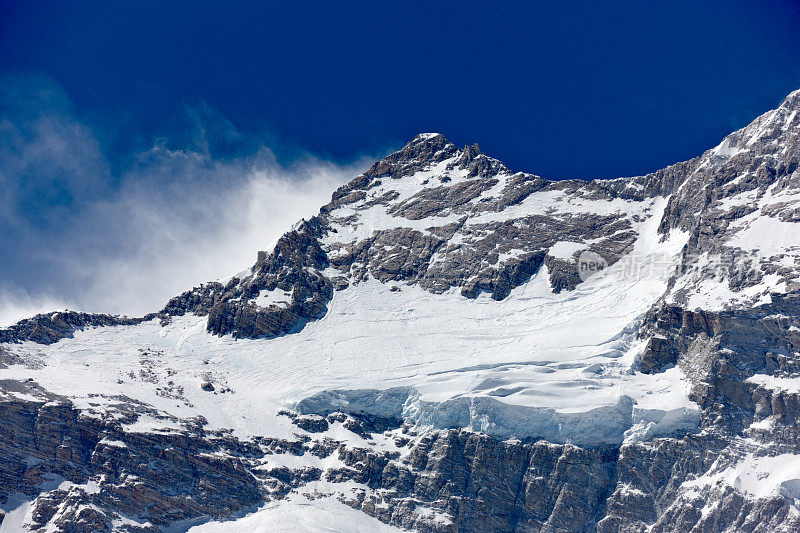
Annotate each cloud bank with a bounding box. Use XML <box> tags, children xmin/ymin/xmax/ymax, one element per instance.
<box><xmin>0</xmin><ymin>75</ymin><xmax>376</xmax><ymax>326</ymax></box>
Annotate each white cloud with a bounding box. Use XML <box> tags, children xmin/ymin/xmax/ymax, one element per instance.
<box><xmin>59</xmin><ymin>155</ymin><xmax>363</xmax><ymax>316</ymax></box>
<box><xmin>0</xmin><ymin>287</ymin><xmax>69</xmax><ymax>328</ymax></box>
<box><xmin>0</xmin><ymin>75</ymin><xmax>378</xmax><ymax>324</ymax></box>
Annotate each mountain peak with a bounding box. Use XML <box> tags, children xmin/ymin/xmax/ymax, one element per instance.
<box><xmin>393</xmin><ymin>132</ymin><xmax>456</xmax><ymax>163</ymax></box>
<box><xmin>411</xmin><ymin>132</ymin><xmax>446</xmax><ymax>142</ymax></box>
<box><xmin>782</xmin><ymin>87</ymin><xmax>800</xmax><ymax>107</ymax></box>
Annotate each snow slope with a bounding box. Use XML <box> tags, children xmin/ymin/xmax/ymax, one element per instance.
<box><xmin>188</xmin><ymin>494</ymin><xmax>405</xmax><ymax>533</ymax></box>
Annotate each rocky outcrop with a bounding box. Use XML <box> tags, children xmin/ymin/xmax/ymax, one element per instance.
<box><xmin>161</xmin><ymin>218</ymin><xmax>334</xmax><ymax>339</ymax></box>
<box><xmin>0</xmin><ymin>395</ymin><xmax>264</xmax><ymax>531</ymax></box>
<box><xmin>0</xmin><ymin>311</ymin><xmax>144</xmax><ymax>345</ymax></box>
<box><xmin>638</xmin><ymin>296</ymin><xmax>800</xmax><ymax>430</ymax></box>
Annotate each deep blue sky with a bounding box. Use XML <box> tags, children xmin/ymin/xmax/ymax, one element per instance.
<box><xmin>2</xmin><ymin>0</ymin><xmax>799</xmax><ymax>178</ymax></box>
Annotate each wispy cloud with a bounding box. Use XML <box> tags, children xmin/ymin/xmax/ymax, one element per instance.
<box><xmin>0</xmin><ymin>75</ymin><xmax>378</xmax><ymax>325</ymax></box>
<box><xmin>0</xmin><ymin>287</ymin><xmax>69</xmax><ymax>328</ymax></box>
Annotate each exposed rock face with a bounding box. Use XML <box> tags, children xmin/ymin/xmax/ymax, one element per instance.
<box><xmin>658</xmin><ymin>92</ymin><xmax>800</xmax><ymax>305</ymax></box>
<box><xmin>165</xmin><ymin>219</ymin><xmax>334</xmax><ymax>339</ymax></box>
<box><xmin>0</xmin><ymin>312</ymin><xmax>143</xmax><ymax>345</ymax></box>
<box><xmin>0</xmin><ymin>395</ymin><xmax>263</xmax><ymax>531</ymax></box>
<box><xmin>341</xmin><ymin>430</ymin><xmax>620</xmax><ymax>532</ymax></box>
<box><xmin>321</xmin><ymin>134</ymin><xmax>647</xmax><ymax>299</ymax></box>
<box><xmin>1</xmin><ymin>90</ymin><xmax>800</xmax><ymax>531</ymax></box>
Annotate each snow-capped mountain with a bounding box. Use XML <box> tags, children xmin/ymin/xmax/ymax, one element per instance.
<box><xmin>1</xmin><ymin>89</ymin><xmax>799</xmax><ymax>532</ymax></box>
